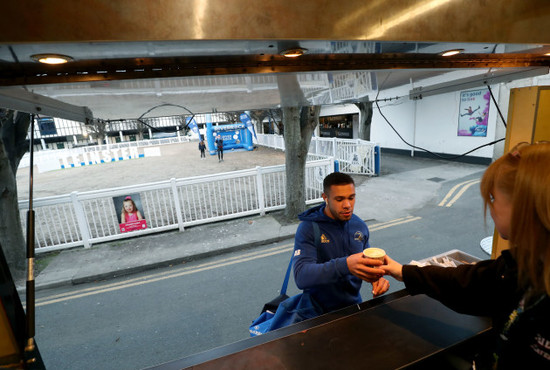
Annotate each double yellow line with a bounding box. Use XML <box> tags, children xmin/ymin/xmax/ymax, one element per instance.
<box><xmin>32</xmin><ymin>244</ymin><xmax>294</xmax><ymax>307</ymax></box>
<box><xmin>438</xmin><ymin>179</ymin><xmax>480</xmax><ymax>207</ymax></box>
<box><xmin>369</xmin><ymin>216</ymin><xmax>422</xmax><ymax>231</ymax></box>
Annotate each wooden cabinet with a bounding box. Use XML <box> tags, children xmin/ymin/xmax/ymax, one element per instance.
<box><xmin>492</xmin><ymin>86</ymin><xmax>550</xmax><ymax>258</ymax></box>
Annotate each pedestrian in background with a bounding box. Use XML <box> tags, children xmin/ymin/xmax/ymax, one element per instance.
<box><xmin>198</xmin><ymin>140</ymin><xmax>206</xmax><ymax>159</ymax></box>
<box><xmin>215</xmin><ymin>134</ymin><xmax>224</xmax><ymax>162</ymax></box>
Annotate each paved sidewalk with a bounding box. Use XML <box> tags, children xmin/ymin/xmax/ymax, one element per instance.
<box><xmin>29</xmin><ymin>153</ymin><xmax>489</xmax><ymax>291</ymax></box>
<box><xmin>33</xmin><ymin>214</ymin><xmax>299</xmax><ymax>290</ymax></box>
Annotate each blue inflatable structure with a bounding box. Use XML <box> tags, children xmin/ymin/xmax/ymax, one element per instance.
<box><xmin>206</xmin><ymin>120</ymin><xmax>253</xmax><ymax>155</ymax></box>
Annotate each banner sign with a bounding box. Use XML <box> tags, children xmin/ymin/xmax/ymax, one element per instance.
<box><xmin>38</xmin><ymin>117</ymin><xmax>57</xmax><ymax>135</ymax></box>
<box><xmin>240</xmin><ymin>112</ymin><xmax>257</xmax><ymax>140</ymax></box>
<box><xmin>186</xmin><ymin>117</ymin><xmax>199</xmax><ymax>135</ymax></box>
<box><xmin>457</xmin><ymin>89</ymin><xmax>490</xmax><ymax>137</ymax></box>
<box><xmin>113</xmin><ymin>193</ymin><xmax>148</xmax><ymax>233</ymax></box>
<box><xmin>59</xmin><ymin>147</ymin><xmax>144</xmax><ymax>169</ymax></box>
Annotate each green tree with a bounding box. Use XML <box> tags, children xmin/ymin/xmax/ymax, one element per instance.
<box><xmin>134</xmin><ymin>119</ymin><xmax>147</xmax><ymax>141</ymax></box>
<box><xmin>248</xmin><ymin>110</ymin><xmax>269</xmax><ymax>134</ymax></box>
<box><xmin>88</xmin><ymin>119</ymin><xmax>109</xmax><ymax>145</ymax></box>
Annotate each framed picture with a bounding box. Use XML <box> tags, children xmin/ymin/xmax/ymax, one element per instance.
<box><xmin>113</xmin><ymin>193</ymin><xmax>147</xmax><ymax>233</ymax></box>
<box><xmin>457</xmin><ymin>89</ymin><xmax>490</xmax><ymax>137</ymax></box>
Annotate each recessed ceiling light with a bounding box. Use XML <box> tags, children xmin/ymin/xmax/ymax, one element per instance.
<box><xmin>31</xmin><ymin>54</ymin><xmax>74</xmax><ymax>64</ymax></box>
<box><xmin>440</xmin><ymin>49</ymin><xmax>464</xmax><ymax>57</ymax></box>
<box><xmin>280</xmin><ymin>48</ymin><xmax>308</xmax><ymax>58</ymax></box>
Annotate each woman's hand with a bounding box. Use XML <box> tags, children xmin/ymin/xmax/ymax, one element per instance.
<box><xmin>379</xmin><ymin>255</ymin><xmax>404</xmax><ymax>282</ymax></box>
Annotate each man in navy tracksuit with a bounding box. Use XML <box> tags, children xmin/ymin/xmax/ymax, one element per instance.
<box><xmin>293</xmin><ymin>172</ymin><xmax>390</xmax><ymax>314</ymax></box>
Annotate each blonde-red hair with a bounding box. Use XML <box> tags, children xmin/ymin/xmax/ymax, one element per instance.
<box><xmin>481</xmin><ymin>142</ymin><xmax>550</xmax><ymax>296</ymax></box>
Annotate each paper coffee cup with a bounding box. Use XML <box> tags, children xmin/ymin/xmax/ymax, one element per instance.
<box><xmin>363</xmin><ymin>247</ymin><xmax>386</xmax><ymax>262</ymax></box>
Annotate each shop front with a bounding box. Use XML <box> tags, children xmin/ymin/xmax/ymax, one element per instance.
<box><xmin>319</xmin><ymin>114</ymin><xmax>357</xmax><ymax>139</ymax></box>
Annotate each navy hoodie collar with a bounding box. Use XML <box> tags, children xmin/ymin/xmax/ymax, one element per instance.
<box><xmin>298</xmin><ymin>204</ymin><xmax>349</xmax><ymax>225</ymax></box>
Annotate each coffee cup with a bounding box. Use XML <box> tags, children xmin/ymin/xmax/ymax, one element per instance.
<box><xmin>363</xmin><ymin>247</ymin><xmax>386</xmax><ymax>262</ymax></box>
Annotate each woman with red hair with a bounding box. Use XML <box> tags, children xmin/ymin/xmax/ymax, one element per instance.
<box><xmin>382</xmin><ymin>142</ymin><xmax>550</xmax><ymax>368</ymax></box>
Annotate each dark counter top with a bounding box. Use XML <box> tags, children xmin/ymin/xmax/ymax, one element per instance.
<box><xmin>147</xmin><ymin>290</ymin><xmax>492</xmax><ymax>370</ymax></box>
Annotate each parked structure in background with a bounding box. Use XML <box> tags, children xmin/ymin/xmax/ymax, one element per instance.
<box><xmin>29</xmin><ymin>112</ymin><xmax>248</xmax><ymax>151</ymax></box>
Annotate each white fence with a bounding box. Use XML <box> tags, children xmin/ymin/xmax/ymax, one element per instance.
<box><xmin>256</xmin><ymin>134</ymin><xmax>379</xmax><ymax>176</ymax></box>
<box><xmin>19</xmin><ymin>158</ymin><xmax>334</xmax><ymax>253</ymax></box>
<box><xmin>18</xmin><ymin>135</ymin><xmax>376</xmax><ymax>253</ymax></box>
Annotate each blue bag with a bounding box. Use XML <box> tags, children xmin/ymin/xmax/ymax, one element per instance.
<box><xmin>249</xmin><ymin>223</ymin><xmax>322</xmax><ymax>337</ymax></box>
<box><xmin>249</xmin><ymin>292</ymin><xmax>322</xmax><ymax>336</ymax></box>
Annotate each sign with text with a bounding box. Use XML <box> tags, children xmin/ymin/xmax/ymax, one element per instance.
<box><xmin>119</xmin><ymin>219</ymin><xmax>147</xmax><ymax>233</ymax></box>
<box><xmin>458</xmin><ymin>89</ymin><xmax>490</xmax><ymax>137</ymax></box>
<box><xmin>113</xmin><ymin>193</ymin><xmax>147</xmax><ymax>233</ymax></box>
<box><xmin>38</xmin><ymin>117</ymin><xmax>57</xmax><ymax>135</ymax></box>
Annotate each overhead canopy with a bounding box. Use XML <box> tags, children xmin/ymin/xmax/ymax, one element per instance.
<box><xmin>1</xmin><ymin>0</ymin><xmax>550</xmax><ymax>120</ymax></box>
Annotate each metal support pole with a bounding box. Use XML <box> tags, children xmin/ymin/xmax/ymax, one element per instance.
<box><xmin>25</xmin><ymin>114</ymin><xmax>36</xmax><ymax>365</ymax></box>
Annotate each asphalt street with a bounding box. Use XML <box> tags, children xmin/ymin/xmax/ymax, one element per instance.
<box><xmin>14</xmin><ymin>142</ymin><xmax>496</xmax><ymax>369</ymax></box>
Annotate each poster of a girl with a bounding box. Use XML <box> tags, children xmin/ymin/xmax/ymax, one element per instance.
<box><xmin>120</xmin><ymin>196</ymin><xmax>143</xmax><ymax>223</ymax></box>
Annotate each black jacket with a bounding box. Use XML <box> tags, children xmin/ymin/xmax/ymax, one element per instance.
<box><xmin>403</xmin><ymin>250</ymin><xmax>550</xmax><ymax>369</ymax></box>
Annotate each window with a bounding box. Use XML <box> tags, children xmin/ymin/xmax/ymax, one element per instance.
<box><xmin>319</xmin><ymin>114</ymin><xmax>355</xmax><ymax>138</ymax></box>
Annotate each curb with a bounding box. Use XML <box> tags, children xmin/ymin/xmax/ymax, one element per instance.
<box><xmin>33</xmin><ymin>233</ymin><xmax>298</xmax><ymax>291</ymax></box>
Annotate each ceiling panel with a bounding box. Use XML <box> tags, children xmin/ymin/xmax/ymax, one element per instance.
<box><xmin>1</xmin><ymin>1</ymin><xmax>550</xmax><ymax>120</ymax></box>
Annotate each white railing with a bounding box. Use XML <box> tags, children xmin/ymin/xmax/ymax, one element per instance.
<box><xmin>256</xmin><ymin>134</ymin><xmax>286</xmax><ymax>151</ymax></box>
<box><xmin>256</xmin><ymin>134</ymin><xmax>379</xmax><ymax>176</ymax></box>
<box><xmin>18</xmin><ymin>158</ymin><xmax>333</xmax><ymax>253</ymax></box>
<box><xmin>18</xmin><ymin>134</ymin><xmax>374</xmax><ymax>253</ymax></box>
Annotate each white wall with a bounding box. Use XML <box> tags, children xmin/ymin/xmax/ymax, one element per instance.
<box><xmin>320</xmin><ymin>69</ymin><xmax>550</xmax><ymax>160</ymax></box>
<box><xmin>373</xmin><ymin>87</ymin><xmax>498</xmax><ymax>158</ymax></box>
<box><xmin>372</xmin><ymin>70</ymin><xmax>501</xmax><ymax>159</ymax></box>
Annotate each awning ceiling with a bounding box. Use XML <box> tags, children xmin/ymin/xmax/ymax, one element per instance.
<box><xmin>1</xmin><ymin>0</ymin><xmax>550</xmax><ymax>120</ymax></box>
